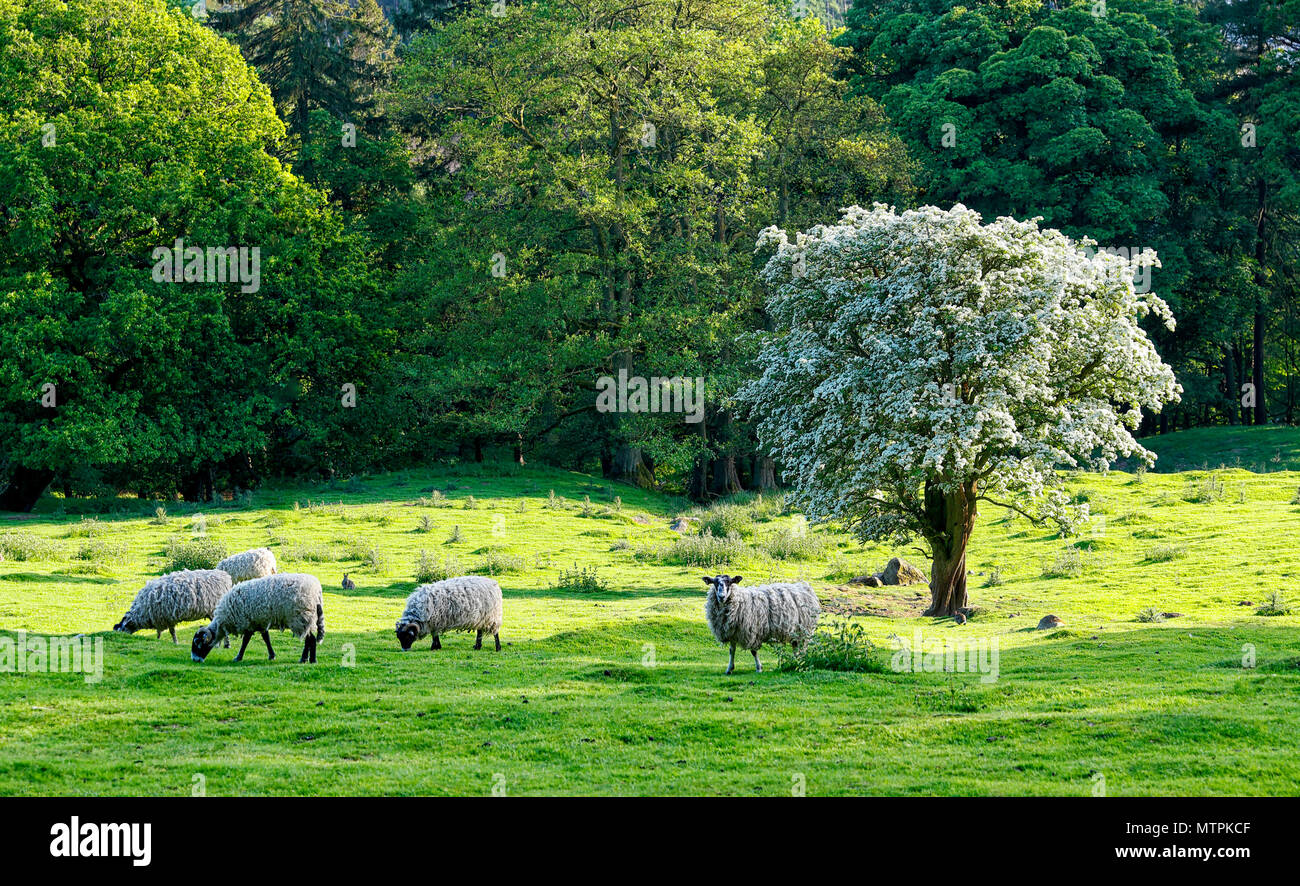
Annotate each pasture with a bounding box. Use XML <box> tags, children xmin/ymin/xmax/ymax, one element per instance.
<box><xmin>1</xmin><ymin>428</ymin><xmax>1298</xmax><ymax>796</ymax></box>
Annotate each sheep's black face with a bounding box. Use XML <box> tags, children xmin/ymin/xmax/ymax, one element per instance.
<box><xmin>396</xmin><ymin>623</ymin><xmax>418</xmax><ymax>651</ymax></box>
<box><xmin>703</xmin><ymin>574</ymin><xmax>742</xmax><ymax>603</ymax></box>
<box><xmin>191</xmin><ymin>628</ymin><xmax>217</xmax><ymax>663</ymax></box>
<box><xmin>113</xmin><ymin>617</ymin><xmax>135</xmax><ymax>634</ymax></box>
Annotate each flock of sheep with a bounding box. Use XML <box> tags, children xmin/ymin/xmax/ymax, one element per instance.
<box><xmin>112</xmin><ymin>548</ymin><xmax>822</xmax><ymax>673</ymax></box>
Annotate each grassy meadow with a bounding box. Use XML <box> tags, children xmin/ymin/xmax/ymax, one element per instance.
<box><xmin>2</xmin><ymin>428</ymin><xmax>1299</xmax><ymax>796</ymax></box>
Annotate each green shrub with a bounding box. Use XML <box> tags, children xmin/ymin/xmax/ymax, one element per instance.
<box><xmin>464</xmin><ymin>495</ymin><xmax>478</xmax><ymax>510</ymax></box>
<box><xmin>1042</xmin><ymin>547</ymin><xmax>1087</xmax><ymax>579</ymax></box>
<box><xmin>65</xmin><ymin>517</ymin><xmax>104</xmax><ymax>538</ymax></box>
<box><xmin>1136</xmin><ymin>607</ymin><xmax>1166</xmax><ymax>623</ymax></box>
<box><xmin>445</xmin><ymin>525</ymin><xmax>464</xmax><ymax>545</ymax></box>
<box><xmin>150</xmin><ymin>507</ymin><xmax>169</xmax><ymax>526</ymax></box>
<box><xmin>636</xmin><ymin>530</ymin><xmax>748</xmax><ymax>568</ymax></box>
<box><xmin>1144</xmin><ymin>543</ymin><xmax>1186</xmax><ymax>563</ymax></box>
<box><xmin>761</xmin><ymin>527</ymin><xmax>829</xmax><ymax>561</ymax></box>
<box><xmin>415</xmin><ymin>550</ymin><xmax>460</xmax><ymax>584</ymax></box>
<box><xmin>983</xmin><ymin>567</ymin><xmax>1003</xmax><ymax>588</ymax></box>
<box><xmin>74</xmin><ymin>539</ymin><xmax>126</xmax><ymax>564</ymax></box>
<box><xmin>609</xmin><ymin>538</ymin><xmax>633</xmax><ymax>552</ymax></box>
<box><xmin>775</xmin><ymin>621</ymin><xmax>886</xmax><ymax>673</ymax></box>
<box><xmin>1182</xmin><ymin>473</ymin><xmax>1225</xmax><ymax>504</ymax></box>
<box><xmin>0</xmin><ymin>532</ymin><xmax>59</xmax><ymax>561</ymax></box>
<box><xmin>477</xmin><ymin>549</ymin><xmax>526</xmax><ymax>575</ymax></box>
<box><xmin>1257</xmin><ymin>592</ymin><xmax>1293</xmax><ymax>617</ymax></box>
<box><xmin>552</xmin><ymin>564</ymin><xmax>610</xmax><ymax>593</ymax></box>
<box><xmin>164</xmin><ymin>536</ymin><xmax>226</xmax><ymax>571</ymax></box>
<box><xmin>418</xmin><ymin>515</ymin><xmax>435</xmax><ymax>533</ymax></box>
<box><xmin>695</xmin><ymin>504</ymin><xmax>755</xmax><ymax>539</ymax></box>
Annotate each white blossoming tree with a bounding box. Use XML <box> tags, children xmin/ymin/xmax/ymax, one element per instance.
<box><xmin>742</xmin><ymin>204</ymin><xmax>1181</xmax><ymax>616</ymax></box>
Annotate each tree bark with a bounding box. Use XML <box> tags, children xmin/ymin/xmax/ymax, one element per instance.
<box><xmin>710</xmin><ymin>456</ymin><xmax>743</xmax><ymax>496</ymax></box>
<box><xmin>612</xmin><ymin>446</ymin><xmax>655</xmax><ymax>487</ymax></box>
<box><xmin>0</xmin><ymin>466</ymin><xmax>55</xmax><ymax>512</ymax></box>
<box><xmin>922</xmin><ymin>479</ymin><xmax>978</xmax><ymax>617</ymax></box>
<box><xmin>755</xmin><ymin>456</ymin><xmax>778</xmax><ymax>491</ymax></box>
<box><xmin>512</xmin><ymin>432</ymin><xmax>525</xmax><ymax>466</ymax></box>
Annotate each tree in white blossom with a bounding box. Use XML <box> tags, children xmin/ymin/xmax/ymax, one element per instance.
<box><xmin>742</xmin><ymin>204</ymin><xmax>1181</xmax><ymax>616</ymax></box>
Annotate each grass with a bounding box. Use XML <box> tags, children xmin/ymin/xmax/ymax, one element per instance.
<box><xmin>1</xmin><ymin>436</ymin><xmax>1299</xmax><ymax>796</ymax></box>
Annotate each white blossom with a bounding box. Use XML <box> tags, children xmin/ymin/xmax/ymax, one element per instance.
<box><xmin>741</xmin><ymin>204</ymin><xmax>1182</xmax><ymax>546</ymax></box>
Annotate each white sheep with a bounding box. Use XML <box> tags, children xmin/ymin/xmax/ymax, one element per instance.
<box><xmin>191</xmin><ymin>573</ymin><xmax>324</xmax><ymax>664</ymax></box>
<box><xmin>216</xmin><ymin>547</ymin><xmax>277</xmax><ymax>584</ymax></box>
<box><xmin>114</xmin><ymin>569</ymin><xmax>233</xmax><ymax>644</ymax></box>
<box><xmin>395</xmin><ymin>576</ymin><xmax>503</xmax><ymax>652</ymax></box>
<box><xmin>702</xmin><ymin>574</ymin><xmax>820</xmax><ymax>674</ymax></box>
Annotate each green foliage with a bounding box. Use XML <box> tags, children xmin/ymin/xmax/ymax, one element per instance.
<box><xmin>164</xmin><ymin>536</ymin><xmax>226</xmax><ymax>571</ymax></box>
<box><xmin>0</xmin><ymin>532</ymin><xmax>59</xmax><ymax>561</ymax></box>
<box><xmin>775</xmin><ymin>620</ymin><xmax>887</xmax><ymax>673</ymax></box>
<box><xmin>637</xmin><ymin>530</ymin><xmax>748</xmax><ymax>568</ymax></box>
<box><xmin>414</xmin><ymin>549</ymin><xmax>460</xmax><ymax>584</ymax></box>
<box><xmin>551</xmin><ymin>564</ymin><xmax>610</xmax><ymax>594</ymax></box>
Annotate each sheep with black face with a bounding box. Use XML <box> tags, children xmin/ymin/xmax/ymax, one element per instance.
<box><xmin>703</xmin><ymin>574</ymin><xmax>820</xmax><ymax>674</ymax></box>
<box><xmin>396</xmin><ymin>576</ymin><xmax>503</xmax><ymax>652</ymax></box>
<box><xmin>114</xmin><ymin>569</ymin><xmax>233</xmax><ymax>644</ymax></box>
<box><xmin>191</xmin><ymin>573</ymin><xmax>324</xmax><ymax>664</ymax></box>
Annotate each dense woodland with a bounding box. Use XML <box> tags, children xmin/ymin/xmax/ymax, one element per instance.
<box><xmin>0</xmin><ymin>0</ymin><xmax>1297</xmax><ymax>509</ymax></box>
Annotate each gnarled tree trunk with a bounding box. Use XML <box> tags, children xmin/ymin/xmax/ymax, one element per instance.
<box><xmin>922</xmin><ymin>479</ymin><xmax>978</xmax><ymax>616</ymax></box>
<box><xmin>755</xmin><ymin>456</ymin><xmax>778</xmax><ymax>491</ymax></box>
<box><xmin>710</xmin><ymin>456</ymin><xmax>743</xmax><ymax>496</ymax></box>
<box><xmin>612</xmin><ymin>446</ymin><xmax>655</xmax><ymax>488</ymax></box>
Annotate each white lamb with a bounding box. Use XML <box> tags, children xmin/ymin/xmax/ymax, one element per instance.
<box><xmin>114</xmin><ymin>569</ymin><xmax>233</xmax><ymax>644</ymax></box>
<box><xmin>191</xmin><ymin>573</ymin><xmax>324</xmax><ymax>664</ymax></box>
<box><xmin>216</xmin><ymin>547</ymin><xmax>277</xmax><ymax>584</ymax></box>
<box><xmin>395</xmin><ymin>576</ymin><xmax>503</xmax><ymax>652</ymax></box>
<box><xmin>703</xmin><ymin>574</ymin><xmax>820</xmax><ymax>674</ymax></box>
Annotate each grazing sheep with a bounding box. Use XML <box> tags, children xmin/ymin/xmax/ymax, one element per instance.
<box><xmin>114</xmin><ymin>569</ymin><xmax>233</xmax><ymax>644</ymax></box>
<box><xmin>341</xmin><ymin>573</ymin><xmax>355</xmax><ymax>590</ymax></box>
<box><xmin>216</xmin><ymin>547</ymin><xmax>277</xmax><ymax>584</ymax></box>
<box><xmin>191</xmin><ymin>573</ymin><xmax>324</xmax><ymax>664</ymax></box>
<box><xmin>395</xmin><ymin>576</ymin><xmax>502</xmax><ymax>652</ymax></box>
<box><xmin>702</xmin><ymin>574</ymin><xmax>820</xmax><ymax>674</ymax></box>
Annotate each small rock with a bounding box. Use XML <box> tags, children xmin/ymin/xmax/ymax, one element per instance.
<box><xmin>1238</xmin><ymin>601</ymin><xmax>1253</xmax><ymax>607</ymax></box>
<box><xmin>1162</xmin><ymin>612</ymin><xmax>1183</xmax><ymax>619</ymax></box>
<box><xmin>953</xmin><ymin>612</ymin><xmax>967</xmax><ymax>625</ymax></box>
<box><xmin>669</xmin><ymin>517</ymin><xmax>691</xmax><ymax>533</ymax></box>
<box><xmin>1036</xmin><ymin>614</ymin><xmax>1064</xmax><ymax>630</ymax></box>
<box><xmin>632</xmin><ymin>514</ymin><xmax>650</xmax><ymax>525</ymax></box>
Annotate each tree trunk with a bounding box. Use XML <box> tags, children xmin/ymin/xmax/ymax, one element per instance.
<box><xmin>612</xmin><ymin>446</ymin><xmax>654</xmax><ymax>488</ymax></box>
<box><xmin>0</xmin><ymin>466</ymin><xmax>55</xmax><ymax>512</ymax></box>
<box><xmin>1254</xmin><ymin>175</ymin><xmax>1268</xmax><ymax>426</ymax></box>
<box><xmin>710</xmin><ymin>456</ymin><xmax>743</xmax><ymax>496</ymax></box>
<box><xmin>922</xmin><ymin>480</ymin><xmax>978</xmax><ymax>617</ymax></box>
<box><xmin>512</xmin><ymin>433</ymin><xmax>525</xmax><ymax>466</ymax></box>
<box><xmin>755</xmin><ymin>456</ymin><xmax>778</xmax><ymax>491</ymax></box>
<box><xmin>473</xmin><ymin>438</ymin><xmax>484</xmax><ymax>463</ymax></box>
<box><xmin>1223</xmin><ymin>344</ymin><xmax>1238</xmax><ymax>425</ymax></box>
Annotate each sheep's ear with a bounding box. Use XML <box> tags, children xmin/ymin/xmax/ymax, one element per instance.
<box><xmin>729</xmin><ymin>576</ymin><xmax>742</xmax><ymax>586</ymax></box>
<box><xmin>702</xmin><ymin>576</ymin><xmax>713</xmax><ymax>584</ymax></box>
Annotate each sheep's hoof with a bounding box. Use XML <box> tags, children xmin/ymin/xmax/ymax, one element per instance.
<box><xmin>232</xmin><ymin>655</ymin><xmax>243</xmax><ymax>663</ymax></box>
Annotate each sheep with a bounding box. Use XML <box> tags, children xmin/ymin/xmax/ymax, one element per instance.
<box><xmin>191</xmin><ymin>573</ymin><xmax>324</xmax><ymax>664</ymax></box>
<box><xmin>216</xmin><ymin>547</ymin><xmax>277</xmax><ymax>584</ymax></box>
<box><xmin>395</xmin><ymin>576</ymin><xmax>502</xmax><ymax>652</ymax></box>
<box><xmin>114</xmin><ymin>569</ymin><xmax>233</xmax><ymax>644</ymax></box>
<box><xmin>702</xmin><ymin>574</ymin><xmax>820</xmax><ymax>674</ymax></box>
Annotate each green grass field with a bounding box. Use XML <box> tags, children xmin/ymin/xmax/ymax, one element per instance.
<box><xmin>2</xmin><ymin>431</ymin><xmax>1299</xmax><ymax>796</ymax></box>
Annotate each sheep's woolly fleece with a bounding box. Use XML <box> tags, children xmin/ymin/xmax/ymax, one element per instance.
<box><xmin>205</xmin><ymin>573</ymin><xmax>324</xmax><ymax>641</ymax></box>
<box><xmin>705</xmin><ymin>581</ymin><xmax>820</xmax><ymax>652</ymax></box>
<box><xmin>117</xmin><ymin>569</ymin><xmax>233</xmax><ymax>633</ymax></box>
<box><xmin>217</xmin><ymin>547</ymin><xmax>277</xmax><ymax>584</ymax></box>
<box><xmin>398</xmin><ymin>576</ymin><xmax>503</xmax><ymax>638</ymax></box>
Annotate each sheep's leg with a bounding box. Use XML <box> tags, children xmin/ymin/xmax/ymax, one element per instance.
<box><xmin>752</xmin><ymin>649</ymin><xmax>762</xmax><ymax>673</ymax></box>
<box><xmin>725</xmin><ymin>643</ymin><xmax>735</xmax><ymax>675</ymax></box>
<box><xmin>474</xmin><ymin>630</ymin><xmax>483</xmax><ymax>650</ymax></box>
<box><xmin>309</xmin><ymin>633</ymin><xmax>317</xmax><ymax>663</ymax></box>
<box><xmin>300</xmin><ymin>633</ymin><xmax>316</xmax><ymax>664</ymax></box>
<box><xmin>431</xmin><ymin>634</ymin><xmax>441</xmax><ymax>651</ymax></box>
<box><xmin>222</xmin><ymin>636</ymin><xmax>230</xmax><ymax>648</ymax></box>
<box><xmin>155</xmin><ymin>630</ymin><xmax>162</xmax><ymax>640</ymax></box>
<box><xmin>169</xmin><ymin>626</ymin><xmax>177</xmax><ymax>644</ymax></box>
<box><xmin>233</xmin><ymin>631</ymin><xmax>254</xmax><ymax>662</ymax></box>
<box><xmin>493</xmin><ymin>633</ymin><xmax>501</xmax><ymax>652</ymax></box>
<box><xmin>260</xmin><ymin>630</ymin><xmax>275</xmax><ymax>661</ymax></box>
